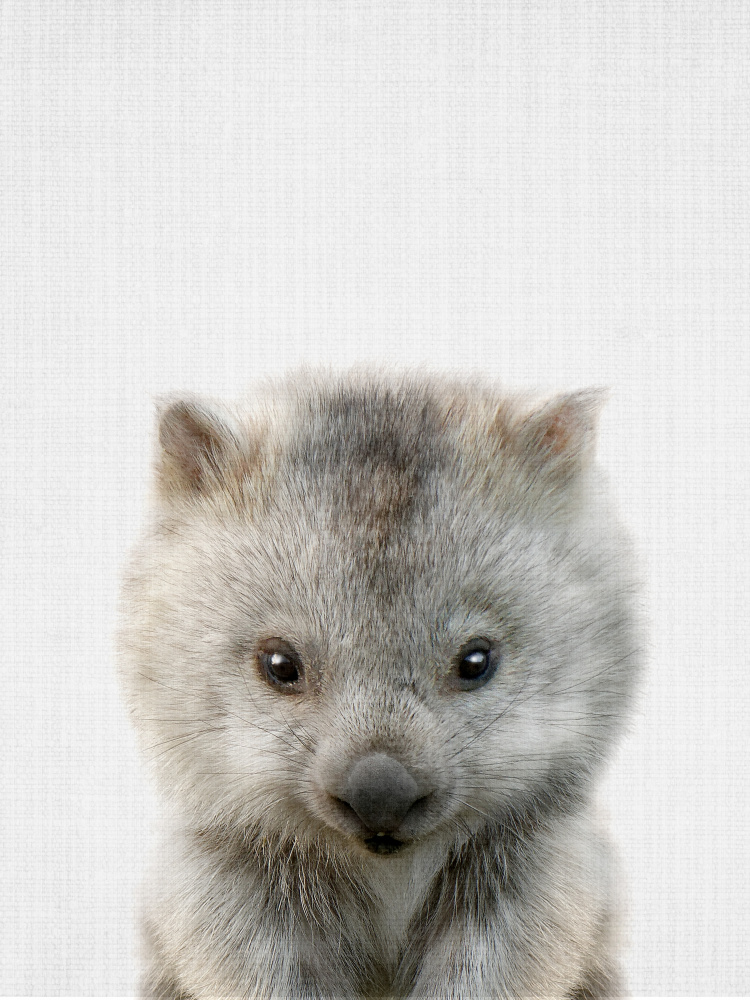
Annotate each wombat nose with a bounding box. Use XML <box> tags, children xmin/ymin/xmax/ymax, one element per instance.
<box><xmin>341</xmin><ymin>753</ymin><xmax>421</xmax><ymax>834</ymax></box>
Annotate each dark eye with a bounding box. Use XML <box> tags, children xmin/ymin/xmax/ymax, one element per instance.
<box><xmin>258</xmin><ymin>640</ymin><xmax>304</xmax><ymax>691</ymax></box>
<box><xmin>454</xmin><ymin>640</ymin><xmax>498</xmax><ymax>689</ymax></box>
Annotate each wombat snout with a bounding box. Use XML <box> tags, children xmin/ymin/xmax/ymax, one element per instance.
<box><xmin>334</xmin><ymin>753</ymin><xmax>428</xmax><ymax>835</ymax></box>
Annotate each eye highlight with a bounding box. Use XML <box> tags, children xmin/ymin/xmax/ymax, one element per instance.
<box><xmin>257</xmin><ymin>639</ymin><xmax>304</xmax><ymax>691</ymax></box>
<box><xmin>453</xmin><ymin>639</ymin><xmax>498</xmax><ymax>690</ymax></box>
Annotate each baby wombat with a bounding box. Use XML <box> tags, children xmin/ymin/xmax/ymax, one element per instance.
<box><xmin>118</xmin><ymin>372</ymin><xmax>642</xmax><ymax>1000</ymax></box>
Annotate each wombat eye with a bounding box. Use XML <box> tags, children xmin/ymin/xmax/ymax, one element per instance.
<box><xmin>258</xmin><ymin>640</ymin><xmax>304</xmax><ymax>691</ymax></box>
<box><xmin>454</xmin><ymin>640</ymin><xmax>497</xmax><ymax>689</ymax></box>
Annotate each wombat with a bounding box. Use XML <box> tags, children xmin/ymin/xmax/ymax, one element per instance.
<box><xmin>118</xmin><ymin>371</ymin><xmax>642</xmax><ymax>999</ymax></box>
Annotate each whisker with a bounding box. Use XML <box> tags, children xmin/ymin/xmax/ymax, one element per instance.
<box><xmin>136</xmin><ymin>670</ymin><xmax>304</xmax><ymax>757</ymax></box>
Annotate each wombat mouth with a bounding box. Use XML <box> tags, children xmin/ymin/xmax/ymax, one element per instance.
<box><xmin>363</xmin><ymin>834</ymin><xmax>404</xmax><ymax>855</ymax></box>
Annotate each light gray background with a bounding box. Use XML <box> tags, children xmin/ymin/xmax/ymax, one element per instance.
<box><xmin>2</xmin><ymin>1</ymin><xmax>748</xmax><ymax>996</ymax></box>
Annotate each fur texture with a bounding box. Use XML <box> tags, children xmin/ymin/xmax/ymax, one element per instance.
<box><xmin>118</xmin><ymin>371</ymin><xmax>642</xmax><ymax>999</ymax></box>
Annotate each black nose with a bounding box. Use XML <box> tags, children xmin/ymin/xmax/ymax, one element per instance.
<box><xmin>341</xmin><ymin>753</ymin><xmax>421</xmax><ymax>834</ymax></box>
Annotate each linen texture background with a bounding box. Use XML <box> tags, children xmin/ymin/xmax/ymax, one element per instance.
<box><xmin>1</xmin><ymin>1</ymin><xmax>748</xmax><ymax>995</ymax></box>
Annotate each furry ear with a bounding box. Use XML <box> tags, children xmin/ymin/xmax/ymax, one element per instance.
<box><xmin>156</xmin><ymin>397</ymin><xmax>241</xmax><ymax>498</ymax></box>
<box><xmin>516</xmin><ymin>388</ymin><xmax>608</xmax><ymax>482</ymax></box>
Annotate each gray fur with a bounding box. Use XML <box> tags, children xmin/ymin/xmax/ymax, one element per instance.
<box><xmin>118</xmin><ymin>371</ymin><xmax>642</xmax><ymax>999</ymax></box>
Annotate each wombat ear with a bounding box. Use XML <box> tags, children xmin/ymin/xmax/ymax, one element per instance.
<box><xmin>517</xmin><ymin>388</ymin><xmax>608</xmax><ymax>481</ymax></box>
<box><xmin>155</xmin><ymin>397</ymin><xmax>242</xmax><ymax>499</ymax></box>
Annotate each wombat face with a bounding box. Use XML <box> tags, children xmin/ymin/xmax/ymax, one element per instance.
<box><xmin>118</xmin><ymin>375</ymin><xmax>640</xmax><ymax>858</ymax></box>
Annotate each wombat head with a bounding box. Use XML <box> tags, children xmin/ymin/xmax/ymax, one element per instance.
<box><xmin>118</xmin><ymin>373</ymin><xmax>641</xmax><ymax>858</ymax></box>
